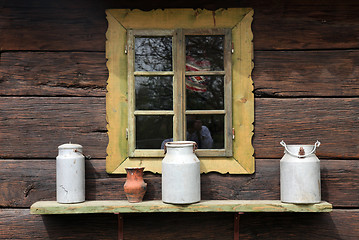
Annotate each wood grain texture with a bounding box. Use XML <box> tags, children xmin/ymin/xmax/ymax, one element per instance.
<box><xmin>105</xmin><ymin>11</ymin><xmax>129</xmax><ymax>172</ymax></box>
<box><xmin>0</xmin><ymin>159</ymin><xmax>357</xmax><ymax>208</ymax></box>
<box><xmin>0</xmin><ymin>97</ymin><xmax>107</xmax><ymax>159</ymax></box>
<box><xmin>2</xmin><ymin>0</ymin><xmax>359</xmax><ymax>51</ymax></box>
<box><xmin>253</xmin><ymin>50</ymin><xmax>359</xmax><ymax>97</ymax></box>
<box><xmin>1</xmin><ymin>209</ymin><xmax>358</xmax><ymax>239</ymax></box>
<box><xmin>0</xmin><ymin>7</ymin><xmax>106</xmax><ymax>51</ymax></box>
<box><xmin>0</xmin><ymin>1</ymin><xmax>358</xmax><ymax>239</ymax></box>
<box><xmin>255</xmin><ymin>98</ymin><xmax>359</xmax><ymax>159</ymax></box>
<box><xmin>252</xmin><ymin>1</ymin><xmax>359</xmax><ymax>50</ymax></box>
<box><xmin>1</xmin><ymin>97</ymin><xmax>358</xmax><ymax>159</ymax></box>
<box><xmin>0</xmin><ymin>209</ymin><xmax>117</xmax><ymax>240</ymax></box>
<box><xmin>0</xmin><ymin>52</ymin><xmax>107</xmax><ymax>96</ymax></box>
<box><xmin>30</xmin><ymin>200</ymin><xmax>332</xmax><ymax>214</ymax></box>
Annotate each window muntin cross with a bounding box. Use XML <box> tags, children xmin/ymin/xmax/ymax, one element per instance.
<box><xmin>127</xmin><ymin>29</ymin><xmax>232</xmax><ymax>157</ymax></box>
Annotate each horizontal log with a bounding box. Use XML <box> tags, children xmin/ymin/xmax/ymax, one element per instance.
<box><xmin>0</xmin><ymin>52</ymin><xmax>107</xmax><ymax>96</ymax></box>
<box><xmin>1</xmin><ymin>97</ymin><xmax>358</xmax><ymax>159</ymax></box>
<box><xmin>0</xmin><ymin>159</ymin><xmax>357</xmax><ymax>208</ymax></box>
<box><xmin>0</xmin><ymin>209</ymin><xmax>117</xmax><ymax>240</ymax></box>
<box><xmin>2</xmin><ymin>0</ymin><xmax>358</xmax><ymax>9</ymax></box>
<box><xmin>255</xmin><ymin>98</ymin><xmax>359</xmax><ymax>159</ymax></box>
<box><xmin>0</xmin><ymin>97</ymin><xmax>107</xmax><ymax>158</ymax></box>
<box><xmin>2</xmin><ymin>50</ymin><xmax>359</xmax><ymax>97</ymax></box>
<box><xmin>0</xmin><ymin>209</ymin><xmax>358</xmax><ymax>239</ymax></box>
<box><xmin>0</xmin><ymin>7</ymin><xmax>106</xmax><ymax>51</ymax></box>
<box><xmin>252</xmin><ymin>2</ymin><xmax>359</xmax><ymax>50</ymax></box>
<box><xmin>1</xmin><ymin>1</ymin><xmax>359</xmax><ymax>50</ymax></box>
<box><xmin>253</xmin><ymin>50</ymin><xmax>359</xmax><ymax>97</ymax></box>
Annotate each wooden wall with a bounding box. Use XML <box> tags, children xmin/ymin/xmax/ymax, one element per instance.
<box><xmin>1</xmin><ymin>0</ymin><xmax>359</xmax><ymax>239</ymax></box>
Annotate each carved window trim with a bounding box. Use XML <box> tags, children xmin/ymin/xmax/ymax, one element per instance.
<box><xmin>106</xmin><ymin>8</ymin><xmax>254</xmax><ymax>174</ymax></box>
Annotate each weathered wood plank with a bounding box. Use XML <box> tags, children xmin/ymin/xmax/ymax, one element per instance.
<box><xmin>0</xmin><ymin>52</ymin><xmax>107</xmax><ymax>96</ymax></box>
<box><xmin>0</xmin><ymin>97</ymin><xmax>107</xmax><ymax>159</ymax></box>
<box><xmin>1</xmin><ymin>97</ymin><xmax>358</xmax><ymax>159</ymax></box>
<box><xmin>252</xmin><ymin>2</ymin><xmax>359</xmax><ymax>50</ymax></box>
<box><xmin>0</xmin><ymin>159</ymin><xmax>357</xmax><ymax>208</ymax></box>
<box><xmin>255</xmin><ymin>98</ymin><xmax>359</xmax><ymax>159</ymax></box>
<box><xmin>253</xmin><ymin>50</ymin><xmax>359</xmax><ymax>97</ymax></box>
<box><xmin>30</xmin><ymin>200</ymin><xmax>332</xmax><ymax>214</ymax></box>
<box><xmin>0</xmin><ymin>7</ymin><xmax>106</xmax><ymax>51</ymax></box>
<box><xmin>1</xmin><ymin>209</ymin><xmax>358</xmax><ymax>239</ymax></box>
<box><xmin>0</xmin><ymin>209</ymin><xmax>117</xmax><ymax>240</ymax></box>
<box><xmin>3</xmin><ymin>0</ymin><xmax>359</xmax><ymax>10</ymax></box>
<box><xmin>1</xmin><ymin>1</ymin><xmax>359</xmax><ymax>51</ymax></box>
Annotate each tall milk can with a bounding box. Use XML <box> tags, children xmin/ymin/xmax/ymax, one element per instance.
<box><xmin>56</xmin><ymin>143</ymin><xmax>85</xmax><ymax>203</ymax></box>
<box><xmin>280</xmin><ymin>141</ymin><xmax>321</xmax><ymax>203</ymax></box>
<box><xmin>162</xmin><ymin>141</ymin><xmax>200</xmax><ymax>204</ymax></box>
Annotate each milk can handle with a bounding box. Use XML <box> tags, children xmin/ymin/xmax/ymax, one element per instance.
<box><xmin>280</xmin><ymin>140</ymin><xmax>320</xmax><ymax>158</ymax></box>
<box><xmin>164</xmin><ymin>142</ymin><xmax>198</xmax><ymax>154</ymax></box>
<box><xmin>74</xmin><ymin>149</ymin><xmax>91</xmax><ymax>160</ymax></box>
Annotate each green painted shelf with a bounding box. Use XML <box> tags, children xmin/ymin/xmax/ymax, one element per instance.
<box><xmin>30</xmin><ymin>200</ymin><xmax>332</xmax><ymax>215</ymax></box>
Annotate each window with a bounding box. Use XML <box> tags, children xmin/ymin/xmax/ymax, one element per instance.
<box><xmin>128</xmin><ymin>29</ymin><xmax>232</xmax><ymax>157</ymax></box>
<box><xmin>106</xmin><ymin>8</ymin><xmax>254</xmax><ymax>174</ymax></box>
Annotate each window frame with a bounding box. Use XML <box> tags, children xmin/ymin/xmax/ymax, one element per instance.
<box><xmin>128</xmin><ymin>28</ymin><xmax>233</xmax><ymax>157</ymax></box>
<box><xmin>106</xmin><ymin>8</ymin><xmax>254</xmax><ymax>174</ymax></box>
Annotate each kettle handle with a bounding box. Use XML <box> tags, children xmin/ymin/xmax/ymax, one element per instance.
<box><xmin>280</xmin><ymin>140</ymin><xmax>321</xmax><ymax>158</ymax></box>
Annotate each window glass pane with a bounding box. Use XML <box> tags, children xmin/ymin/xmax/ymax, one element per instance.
<box><xmin>186</xmin><ymin>114</ymin><xmax>224</xmax><ymax>149</ymax></box>
<box><xmin>136</xmin><ymin>115</ymin><xmax>173</xmax><ymax>149</ymax></box>
<box><xmin>135</xmin><ymin>76</ymin><xmax>173</xmax><ymax>110</ymax></box>
<box><xmin>186</xmin><ymin>76</ymin><xmax>224</xmax><ymax>110</ymax></box>
<box><xmin>135</xmin><ymin>37</ymin><xmax>172</xmax><ymax>71</ymax></box>
<box><xmin>186</xmin><ymin>35</ymin><xmax>224</xmax><ymax>71</ymax></box>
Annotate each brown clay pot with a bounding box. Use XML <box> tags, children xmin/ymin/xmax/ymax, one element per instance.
<box><xmin>124</xmin><ymin>167</ymin><xmax>147</xmax><ymax>203</ymax></box>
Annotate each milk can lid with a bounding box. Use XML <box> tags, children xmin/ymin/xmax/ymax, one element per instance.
<box><xmin>165</xmin><ymin>141</ymin><xmax>196</xmax><ymax>148</ymax></box>
<box><xmin>58</xmin><ymin>143</ymin><xmax>83</xmax><ymax>149</ymax></box>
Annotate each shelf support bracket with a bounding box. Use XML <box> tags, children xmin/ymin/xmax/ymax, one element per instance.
<box><xmin>115</xmin><ymin>213</ymin><xmax>124</xmax><ymax>240</ymax></box>
<box><xmin>234</xmin><ymin>212</ymin><xmax>244</xmax><ymax>240</ymax></box>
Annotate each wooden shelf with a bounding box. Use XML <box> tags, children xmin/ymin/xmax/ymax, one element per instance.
<box><xmin>30</xmin><ymin>200</ymin><xmax>332</xmax><ymax>215</ymax></box>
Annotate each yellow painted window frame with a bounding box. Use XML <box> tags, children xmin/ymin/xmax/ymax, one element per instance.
<box><xmin>106</xmin><ymin>8</ymin><xmax>254</xmax><ymax>174</ymax></box>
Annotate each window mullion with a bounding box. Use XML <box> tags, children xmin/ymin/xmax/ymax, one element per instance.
<box><xmin>173</xmin><ymin>29</ymin><xmax>185</xmax><ymax>141</ymax></box>
<box><xmin>224</xmin><ymin>29</ymin><xmax>233</xmax><ymax>155</ymax></box>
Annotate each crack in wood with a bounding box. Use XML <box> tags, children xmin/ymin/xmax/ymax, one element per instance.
<box><xmin>24</xmin><ymin>184</ymin><xmax>35</xmax><ymax>198</ymax></box>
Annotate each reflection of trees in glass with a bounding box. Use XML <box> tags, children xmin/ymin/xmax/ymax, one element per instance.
<box><xmin>185</xmin><ymin>36</ymin><xmax>225</xmax><ymax>111</ymax></box>
<box><xmin>135</xmin><ymin>37</ymin><xmax>172</xmax><ymax>71</ymax></box>
<box><xmin>135</xmin><ymin>76</ymin><xmax>173</xmax><ymax>110</ymax></box>
<box><xmin>186</xmin><ymin>36</ymin><xmax>224</xmax><ymax>71</ymax></box>
<box><xmin>186</xmin><ymin>76</ymin><xmax>224</xmax><ymax>110</ymax></box>
<box><xmin>136</xmin><ymin>115</ymin><xmax>173</xmax><ymax>149</ymax></box>
<box><xmin>134</xmin><ymin>35</ymin><xmax>226</xmax><ymax>149</ymax></box>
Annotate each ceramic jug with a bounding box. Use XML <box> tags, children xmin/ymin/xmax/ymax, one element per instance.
<box><xmin>124</xmin><ymin>167</ymin><xmax>147</xmax><ymax>203</ymax></box>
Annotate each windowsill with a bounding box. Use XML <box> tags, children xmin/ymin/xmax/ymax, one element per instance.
<box><xmin>30</xmin><ymin>200</ymin><xmax>332</xmax><ymax>215</ymax></box>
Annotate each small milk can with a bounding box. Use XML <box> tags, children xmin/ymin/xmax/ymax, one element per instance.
<box><xmin>162</xmin><ymin>141</ymin><xmax>200</xmax><ymax>204</ymax></box>
<box><xmin>280</xmin><ymin>140</ymin><xmax>321</xmax><ymax>204</ymax></box>
<box><xmin>56</xmin><ymin>143</ymin><xmax>85</xmax><ymax>203</ymax></box>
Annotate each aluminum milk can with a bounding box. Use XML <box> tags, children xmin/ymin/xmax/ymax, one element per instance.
<box><xmin>56</xmin><ymin>143</ymin><xmax>85</xmax><ymax>203</ymax></box>
<box><xmin>280</xmin><ymin>140</ymin><xmax>321</xmax><ymax>204</ymax></box>
<box><xmin>162</xmin><ymin>141</ymin><xmax>200</xmax><ymax>204</ymax></box>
